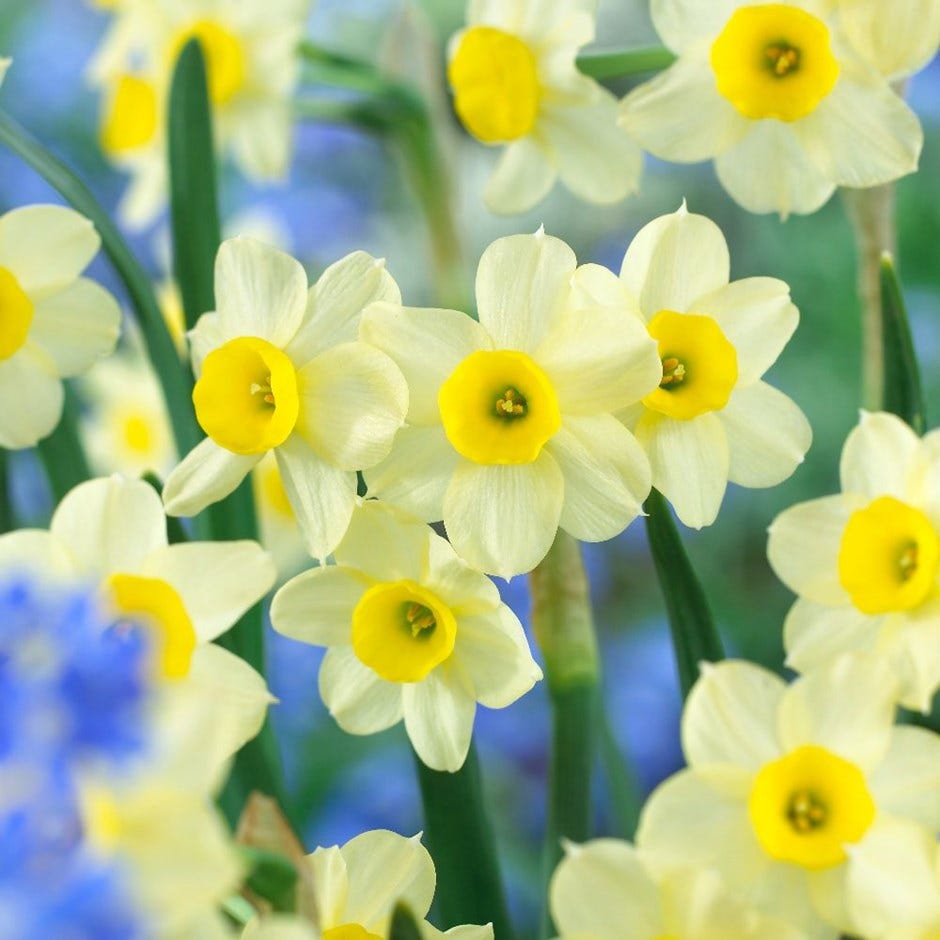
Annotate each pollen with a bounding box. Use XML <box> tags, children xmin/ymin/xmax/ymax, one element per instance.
<box><xmin>495</xmin><ymin>387</ymin><xmax>527</xmax><ymax>417</ymax></box>
<box><xmin>659</xmin><ymin>357</ymin><xmax>686</xmax><ymax>388</ymax></box>
<box><xmin>766</xmin><ymin>44</ymin><xmax>800</xmax><ymax>77</ymax></box>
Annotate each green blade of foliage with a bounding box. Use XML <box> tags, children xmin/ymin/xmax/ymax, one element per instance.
<box><xmin>576</xmin><ymin>46</ymin><xmax>676</xmax><ymax>80</ymax></box>
<box><xmin>0</xmin><ymin>450</ymin><xmax>12</xmax><ymax>534</ymax></box>
<box><xmin>880</xmin><ymin>253</ymin><xmax>926</xmax><ymax>435</ymax></box>
<box><xmin>240</xmin><ymin>846</ymin><xmax>298</xmax><ymax>913</ymax></box>
<box><xmin>0</xmin><ymin>110</ymin><xmax>200</xmax><ymax>459</ymax></box>
<box><xmin>598</xmin><ymin>711</ymin><xmax>643</xmax><ymax>840</ymax></box>
<box><xmin>389</xmin><ymin>903</ymin><xmax>425</xmax><ymax>940</ymax></box>
<box><xmin>644</xmin><ymin>488</ymin><xmax>725</xmax><ymax>699</ymax></box>
<box><xmin>36</xmin><ymin>387</ymin><xmax>90</xmax><ymax>504</ymax></box>
<box><xmin>413</xmin><ymin>742</ymin><xmax>514</xmax><ymax>939</ymax></box>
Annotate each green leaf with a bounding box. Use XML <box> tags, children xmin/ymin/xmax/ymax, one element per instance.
<box><xmin>643</xmin><ymin>488</ymin><xmax>724</xmax><ymax>699</ymax></box>
<box><xmin>880</xmin><ymin>252</ymin><xmax>926</xmax><ymax>435</ymax></box>
<box><xmin>389</xmin><ymin>903</ymin><xmax>425</xmax><ymax>940</ymax></box>
<box><xmin>576</xmin><ymin>46</ymin><xmax>676</xmax><ymax>80</ymax></box>
<box><xmin>597</xmin><ymin>711</ymin><xmax>642</xmax><ymax>840</ymax></box>
<box><xmin>0</xmin><ymin>450</ymin><xmax>13</xmax><ymax>534</ymax></box>
<box><xmin>413</xmin><ymin>742</ymin><xmax>514</xmax><ymax>939</ymax></box>
<box><xmin>36</xmin><ymin>386</ymin><xmax>90</xmax><ymax>504</ymax></box>
<box><xmin>239</xmin><ymin>846</ymin><xmax>298</xmax><ymax>913</ymax></box>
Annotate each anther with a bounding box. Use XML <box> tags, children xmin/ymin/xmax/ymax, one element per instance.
<box><xmin>406</xmin><ymin>603</ymin><xmax>436</xmax><ymax>637</ymax></box>
<box><xmin>787</xmin><ymin>789</ymin><xmax>827</xmax><ymax>833</ymax></box>
<box><xmin>660</xmin><ymin>357</ymin><xmax>686</xmax><ymax>388</ymax></box>
<box><xmin>495</xmin><ymin>387</ymin><xmax>527</xmax><ymax>417</ymax></box>
<box><xmin>766</xmin><ymin>44</ymin><xmax>800</xmax><ymax>76</ymax></box>
<box><xmin>898</xmin><ymin>543</ymin><xmax>919</xmax><ymax>581</ymax></box>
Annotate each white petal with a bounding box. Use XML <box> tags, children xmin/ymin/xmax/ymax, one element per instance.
<box><xmin>475</xmin><ymin>231</ymin><xmax>576</xmax><ymax>351</ymax></box>
<box><xmin>29</xmin><ymin>278</ymin><xmax>121</xmax><ymax>377</ymax></box>
<box><xmin>651</xmin><ymin>0</ymin><xmax>738</xmax><ymax>51</ymax></box>
<box><xmin>363</xmin><ymin>426</ymin><xmax>460</xmax><ymax>522</ymax></box>
<box><xmin>271</xmin><ymin>565</ymin><xmax>368</xmax><ymax>647</ymax></box>
<box><xmin>550</xmin><ymin>840</ymin><xmax>664</xmax><ymax>939</ymax></box>
<box><xmin>403</xmin><ymin>661</ymin><xmax>476</xmax><ymax>772</ymax></box>
<box><xmin>892</xmin><ymin>601</ymin><xmax>940</xmax><ymax>713</ymax></box>
<box><xmin>683</xmin><ymin>660</ymin><xmax>786</xmax><ymax>771</ymax></box>
<box><xmin>307</xmin><ymin>846</ymin><xmax>349</xmax><ymax>929</ymax></box>
<box><xmin>0</xmin><ymin>347</ymin><xmax>64</xmax><ymax>449</ymax></box>
<box><xmin>483</xmin><ymin>138</ymin><xmax>557</xmax><ymax>215</ymax></box>
<box><xmin>359</xmin><ymin>303</ymin><xmax>491</xmax><ymax>426</ymax></box>
<box><xmin>839</xmin><ymin>411</ymin><xmax>921</xmax><ymax>499</ymax></box>
<box><xmin>546</xmin><ymin>415</ymin><xmax>650</xmax><ymax>542</ymax></box>
<box><xmin>275</xmin><ymin>436</ymin><xmax>357</xmax><ymax>562</ymax></box>
<box><xmin>619</xmin><ymin>205</ymin><xmax>731</xmax><ymax>318</ymax></box>
<box><xmin>228</xmin><ymin>98</ymin><xmax>292</xmax><ymax>182</ymax></box>
<box><xmin>766</xmin><ymin>495</ymin><xmax>854</xmax><ymax>605</ymax></box>
<box><xmin>187</xmin><ymin>312</ymin><xmax>226</xmax><ymax>376</ymax></box>
<box><xmin>51</xmin><ymin>475</ymin><xmax>166</xmax><ymax>578</ymax></box>
<box><xmin>783</xmin><ymin>599</ymin><xmax>880</xmax><ymax>674</ymax></box>
<box><xmin>335</xmin><ymin>500</ymin><xmax>429</xmax><ymax>584</ymax></box>
<box><xmin>715</xmin><ymin>122</ymin><xmax>836</xmax><ymax>217</ymax></box>
<box><xmin>319</xmin><ymin>646</ymin><xmax>403</xmax><ymax>734</ymax></box>
<box><xmin>0</xmin><ymin>205</ymin><xmax>99</xmax><ymax>295</ymax></box>
<box><xmin>141</xmin><ymin>541</ymin><xmax>276</xmax><ymax>643</ymax></box>
<box><xmin>214</xmin><ymin>237</ymin><xmax>307</xmax><ymax>346</ymax></box>
<box><xmin>688</xmin><ymin>277</ymin><xmax>799</xmax><ymax>384</ymax></box>
<box><xmin>868</xmin><ymin>726</ymin><xmax>940</xmax><ymax>828</ymax></box>
<box><xmin>425</xmin><ymin>526</ymin><xmax>502</xmax><ymax>614</ymax></box>
<box><xmin>635</xmin><ymin>411</ymin><xmax>729</xmax><ymax>529</ymax></box>
<box><xmin>839</xmin><ymin>0</ymin><xmax>940</xmax><ymax>79</ymax></box>
<box><xmin>620</xmin><ymin>55</ymin><xmax>749</xmax><ymax>163</ymax></box>
<box><xmin>0</xmin><ymin>529</ymin><xmax>76</xmax><ymax>579</ymax></box>
<box><xmin>295</xmin><ymin>342</ymin><xmax>407</xmax><ymax>470</ymax></box>
<box><xmin>162</xmin><ymin>437</ymin><xmax>261</xmax><ymax>517</ymax></box>
<box><xmin>720</xmin><ymin>383</ymin><xmax>812</xmax><ymax>488</ymax></box>
<box><xmin>454</xmin><ymin>605</ymin><xmax>541</xmax><ymax>708</ymax></box>
<box><xmin>443</xmin><ymin>453</ymin><xmax>565</xmax><ymax>578</ymax></box>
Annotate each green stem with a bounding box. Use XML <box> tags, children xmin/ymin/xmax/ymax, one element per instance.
<box><xmin>0</xmin><ymin>450</ymin><xmax>13</xmax><ymax>534</ymax></box>
<box><xmin>576</xmin><ymin>46</ymin><xmax>676</xmax><ymax>80</ymax></box>
<box><xmin>389</xmin><ymin>904</ymin><xmax>425</xmax><ymax>940</ymax></box>
<box><xmin>36</xmin><ymin>387</ymin><xmax>91</xmax><ymax>503</ymax></box>
<box><xmin>598</xmin><ymin>712</ymin><xmax>643</xmax><ymax>839</ymax></box>
<box><xmin>412</xmin><ymin>742</ymin><xmax>515</xmax><ymax>939</ymax></box>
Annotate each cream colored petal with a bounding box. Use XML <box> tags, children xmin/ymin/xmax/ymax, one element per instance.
<box><xmin>688</xmin><ymin>277</ymin><xmax>799</xmax><ymax>384</ymax></box>
<box><xmin>335</xmin><ymin>500</ymin><xmax>429</xmax><ymax>584</ymax></box>
<box><xmin>443</xmin><ymin>453</ymin><xmax>565</xmax><ymax>578</ymax></box>
<box><xmin>29</xmin><ymin>278</ymin><xmax>121</xmax><ymax>377</ymax></box>
<box><xmin>651</xmin><ymin>0</ymin><xmax>738</xmax><ymax>50</ymax></box>
<box><xmin>187</xmin><ymin>312</ymin><xmax>225</xmax><ymax>377</ymax></box>
<box><xmin>546</xmin><ymin>415</ymin><xmax>650</xmax><ymax>542</ymax></box>
<box><xmin>0</xmin><ymin>529</ymin><xmax>76</xmax><ymax>580</ymax></box>
<box><xmin>0</xmin><ymin>205</ymin><xmax>99</xmax><ymax>296</ymax></box>
<box><xmin>162</xmin><ymin>437</ymin><xmax>262</xmax><ymax>517</ymax></box>
<box><xmin>893</xmin><ymin>601</ymin><xmax>940</xmax><ymax>713</ymax></box>
<box><xmin>242</xmin><ymin>916</ymin><xmax>320</xmax><ymax>940</ymax></box>
<box><xmin>746</xmin><ymin>861</ymin><xmax>834</xmax><ymax>940</ymax></box>
<box><xmin>635</xmin><ymin>411</ymin><xmax>729</xmax><ymax>530</ymax></box>
<box><xmin>795</xmin><ymin>72</ymin><xmax>922</xmax><ymax>189</ymax></box>
<box><xmin>425</xmin><ymin>525</ymin><xmax>502</xmax><ymax>615</ymax></box>
<box><xmin>141</xmin><ymin>540</ymin><xmax>276</xmax><ymax>643</ymax></box>
<box><xmin>454</xmin><ymin>604</ymin><xmax>541</xmax><ymax>709</ymax></box>
<box><xmin>308</xmin><ymin>845</ymin><xmax>349</xmax><ymax>930</ymax></box>
<box><xmin>359</xmin><ymin>303</ymin><xmax>491</xmax><ymax>426</ymax></box>
<box><xmin>783</xmin><ymin>599</ymin><xmax>880</xmax><ymax>674</ymax></box>
<box><xmin>271</xmin><ymin>565</ymin><xmax>368</xmax><ymax>647</ymax></box>
<box><xmin>341</xmin><ymin>830</ymin><xmax>435</xmax><ymax>930</ymax></box>
<box><xmin>550</xmin><ymin>839</ymin><xmax>664</xmax><ymax>940</ymax></box>
<box><xmin>839</xmin><ymin>0</ymin><xmax>940</xmax><ymax>79</ymax></box>
<box><xmin>474</xmin><ymin>231</ymin><xmax>576</xmax><ymax>351</ymax></box>
<box><xmin>683</xmin><ymin>660</ymin><xmax>786</xmax><ymax>771</ymax></box>
<box><xmin>363</xmin><ymin>426</ymin><xmax>458</xmax><ymax>522</ymax></box>
<box><xmin>619</xmin><ymin>55</ymin><xmax>749</xmax><ymax>163</ymax></box>
<box><xmin>868</xmin><ymin>726</ymin><xmax>940</xmax><ymax>828</ymax></box>
<box><xmin>720</xmin><ymin>383</ymin><xmax>812</xmax><ymax>488</ymax></box>
<box><xmin>619</xmin><ymin>205</ymin><xmax>730</xmax><ymax>319</ymax></box>
<box><xmin>275</xmin><ymin>435</ymin><xmax>357</xmax><ymax>562</ymax></box>
<box><xmin>766</xmin><ymin>495</ymin><xmax>854</xmax><ymax>605</ymax></box>
<box><xmin>228</xmin><ymin>98</ymin><xmax>292</xmax><ymax>182</ymax></box>
<box><xmin>777</xmin><ymin>655</ymin><xmax>896</xmax><ymax>770</ymax></box>
<box><xmin>51</xmin><ymin>475</ymin><xmax>166</xmax><ymax>578</ymax></box>
<box><xmin>715</xmin><ymin>123</ymin><xmax>836</xmax><ymax>217</ymax></box>
<box><xmin>116</xmin><ymin>154</ymin><xmax>167</xmax><ymax>232</ymax></box>
<box><xmin>402</xmin><ymin>661</ymin><xmax>476</xmax><ymax>772</ymax></box>
<box><xmin>426</xmin><ymin>925</ymin><xmax>494</xmax><ymax>940</ymax></box>
<box><xmin>839</xmin><ymin>411</ymin><xmax>921</xmax><ymax>499</ymax></box>
<box><xmin>0</xmin><ymin>346</ymin><xmax>64</xmax><ymax>449</ymax></box>
<box><xmin>807</xmin><ymin>864</ymin><xmax>852</xmax><ymax>934</ymax></box>
<box><xmin>319</xmin><ymin>646</ymin><xmax>403</xmax><ymax>734</ymax></box>
<box><xmin>483</xmin><ymin>137</ymin><xmax>557</xmax><ymax>216</ymax></box>
<box><xmin>568</xmin><ymin>262</ymin><xmax>640</xmax><ymax>313</ymax></box>
<box><xmin>214</xmin><ymin>237</ymin><xmax>307</xmax><ymax>346</ymax></box>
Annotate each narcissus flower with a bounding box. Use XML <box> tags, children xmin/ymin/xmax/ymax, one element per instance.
<box><xmin>577</xmin><ymin>205</ymin><xmax>810</xmax><ymax>528</ymax></box>
<box><xmin>637</xmin><ymin>657</ymin><xmax>940</xmax><ymax>940</ymax></box>
<box><xmin>162</xmin><ymin>238</ymin><xmax>408</xmax><ymax>561</ymax></box>
<box><xmin>271</xmin><ymin>501</ymin><xmax>542</xmax><ymax>771</ymax></box>
<box><xmin>621</xmin><ymin>1</ymin><xmax>923</xmax><ymax>215</ymax></box>
<box><xmin>768</xmin><ymin>411</ymin><xmax>940</xmax><ymax>712</ymax></box>
<box><xmin>447</xmin><ymin>0</ymin><xmax>641</xmax><ymax>213</ymax></box>
<box><xmin>0</xmin><ymin>205</ymin><xmax>120</xmax><ymax>449</ymax></box>
<box><xmin>551</xmin><ymin>839</ymin><xmax>801</xmax><ymax>940</ymax></box>
<box><xmin>361</xmin><ymin>230</ymin><xmax>660</xmax><ymax>577</ymax></box>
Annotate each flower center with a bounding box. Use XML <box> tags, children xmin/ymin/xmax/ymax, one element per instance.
<box><xmin>193</xmin><ymin>336</ymin><xmax>299</xmax><ymax>456</ymax></box>
<box><xmin>438</xmin><ymin>349</ymin><xmax>561</xmax><ymax>465</ymax></box>
<box><xmin>121</xmin><ymin>413</ymin><xmax>154</xmax><ymax>455</ymax></box>
<box><xmin>351</xmin><ymin>580</ymin><xmax>457</xmax><ymax>683</ymax></box>
<box><xmin>838</xmin><ymin>496</ymin><xmax>940</xmax><ymax>614</ymax></box>
<box><xmin>710</xmin><ymin>4</ymin><xmax>840</xmax><ymax>122</ymax></box>
<box><xmin>0</xmin><ymin>266</ymin><xmax>34</xmax><ymax>360</ymax></box>
<box><xmin>748</xmin><ymin>744</ymin><xmax>875</xmax><ymax>870</ymax></box>
<box><xmin>642</xmin><ymin>311</ymin><xmax>738</xmax><ymax>420</ymax></box>
<box><xmin>172</xmin><ymin>19</ymin><xmax>246</xmax><ymax>106</ymax></box>
<box><xmin>79</xmin><ymin>786</ymin><xmax>124</xmax><ymax>854</ymax></box>
<box><xmin>447</xmin><ymin>26</ymin><xmax>541</xmax><ymax>143</ymax></box>
<box><xmin>100</xmin><ymin>75</ymin><xmax>159</xmax><ymax>155</ymax></box>
<box><xmin>323</xmin><ymin>926</ymin><xmax>383</xmax><ymax>940</ymax></box>
<box><xmin>107</xmin><ymin>574</ymin><xmax>197</xmax><ymax>680</ymax></box>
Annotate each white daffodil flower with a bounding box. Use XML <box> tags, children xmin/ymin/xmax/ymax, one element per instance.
<box><xmin>0</xmin><ymin>475</ymin><xmax>276</xmax><ymax>758</ymax></box>
<box><xmin>581</xmin><ymin>204</ymin><xmax>810</xmax><ymax>529</ymax></box>
<box><xmin>637</xmin><ymin>657</ymin><xmax>940</xmax><ymax>940</ymax></box>
<box><xmin>621</xmin><ymin>0</ymin><xmax>923</xmax><ymax>216</ymax></box>
<box><xmin>447</xmin><ymin>0</ymin><xmax>641</xmax><ymax>214</ymax></box>
<box><xmin>361</xmin><ymin>229</ymin><xmax>660</xmax><ymax>578</ymax></box>
<box><xmin>768</xmin><ymin>411</ymin><xmax>940</xmax><ymax>712</ymax></box>
<box><xmin>0</xmin><ymin>58</ymin><xmax>10</xmax><ymax>84</ymax></box>
<box><xmin>271</xmin><ymin>501</ymin><xmax>542</xmax><ymax>772</ymax></box>
<box><xmin>162</xmin><ymin>238</ymin><xmax>408</xmax><ymax>562</ymax></box>
<box><xmin>252</xmin><ymin>452</ymin><xmax>308</xmax><ymax>581</ymax></box>
<box><xmin>550</xmin><ymin>839</ymin><xmax>802</xmax><ymax>940</ymax></box>
<box><xmin>0</xmin><ymin>205</ymin><xmax>120</xmax><ymax>449</ymax></box>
